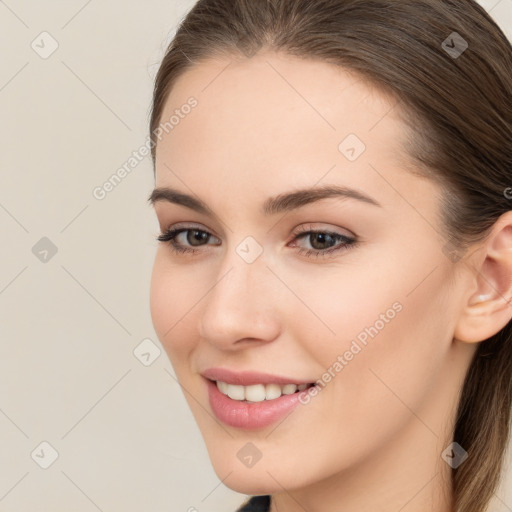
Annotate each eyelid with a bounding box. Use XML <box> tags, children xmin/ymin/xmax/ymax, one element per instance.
<box><xmin>293</xmin><ymin>222</ymin><xmax>355</xmax><ymax>238</ymax></box>
<box><xmin>162</xmin><ymin>221</ymin><xmax>221</xmax><ymax>239</ymax></box>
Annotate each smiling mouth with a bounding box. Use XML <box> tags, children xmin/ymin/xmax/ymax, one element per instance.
<box><xmin>211</xmin><ymin>379</ymin><xmax>316</xmax><ymax>403</ymax></box>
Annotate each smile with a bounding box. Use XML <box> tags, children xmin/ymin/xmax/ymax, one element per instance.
<box><xmin>215</xmin><ymin>380</ymin><xmax>315</xmax><ymax>402</ymax></box>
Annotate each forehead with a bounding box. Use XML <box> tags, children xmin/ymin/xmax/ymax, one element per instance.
<box><xmin>154</xmin><ymin>51</ymin><xmax>432</xmax><ymax>212</ymax></box>
<box><xmin>157</xmin><ymin>52</ymin><xmax>402</xmax><ymax>146</ymax></box>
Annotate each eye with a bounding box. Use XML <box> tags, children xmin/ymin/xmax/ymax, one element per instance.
<box><xmin>156</xmin><ymin>224</ymin><xmax>358</xmax><ymax>259</ymax></box>
<box><xmin>289</xmin><ymin>224</ymin><xmax>357</xmax><ymax>259</ymax></box>
<box><xmin>156</xmin><ymin>226</ymin><xmax>220</xmax><ymax>255</ymax></box>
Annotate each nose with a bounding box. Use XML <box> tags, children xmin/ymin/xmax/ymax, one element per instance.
<box><xmin>197</xmin><ymin>251</ymin><xmax>281</xmax><ymax>349</ymax></box>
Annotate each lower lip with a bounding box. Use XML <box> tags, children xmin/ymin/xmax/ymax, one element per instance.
<box><xmin>206</xmin><ymin>379</ymin><xmax>313</xmax><ymax>430</ymax></box>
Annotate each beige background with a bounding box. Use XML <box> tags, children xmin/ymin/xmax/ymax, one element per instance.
<box><xmin>0</xmin><ymin>1</ymin><xmax>511</xmax><ymax>511</ymax></box>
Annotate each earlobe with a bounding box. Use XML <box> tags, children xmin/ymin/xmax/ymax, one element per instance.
<box><xmin>453</xmin><ymin>213</ymin><xmax>512</xmax><ymax>344</ymax></box>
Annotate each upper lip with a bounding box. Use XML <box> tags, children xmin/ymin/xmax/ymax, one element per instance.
<box><xmin>201</xmin><ymin>367</ymin><xmax>314</xmax><ymax>386</ymax></box>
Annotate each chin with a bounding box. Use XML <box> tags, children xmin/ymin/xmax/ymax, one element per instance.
<box><xmin>215</xmin><ymin>470</ymin><xmax>278</xmax><ymax>496</ymax></box>
<box><xmin>207</xmin><ymin>450</ymin><xmax>302</xmax><ymax>495</ymax></box>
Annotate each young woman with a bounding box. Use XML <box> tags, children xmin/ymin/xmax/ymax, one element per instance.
<box><xmin>146</xmin><ymin>1</ymin><xmax>512</xmax><ymax>511</ymax></box>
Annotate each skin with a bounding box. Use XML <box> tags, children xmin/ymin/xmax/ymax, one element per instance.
<box><xmin>149</xmin><ymin>50</ymin><xmax>512</xmax><ymax>512</ymax></box>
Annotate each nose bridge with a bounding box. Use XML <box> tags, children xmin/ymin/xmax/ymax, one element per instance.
<box><xmin>206</xmin><ymin>249</ymin><xmax>266</xmax><ymax>318</ymax></box>
<box><xmin>198</xmin><ymin>245</ymin><xmax>279</xmax><ymax>344</ymax></box>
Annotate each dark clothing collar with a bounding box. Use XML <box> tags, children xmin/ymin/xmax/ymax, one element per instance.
<box><xmin>236</xmin><ymin>495</ymin><xmax>271</xmax><ymax>512</ymax></box>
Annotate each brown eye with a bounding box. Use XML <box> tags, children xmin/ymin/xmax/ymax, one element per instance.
<box><xmin>186</xmin><ymin>229</ymin><xmax>211</xmax><ymax>246</ymax></box>
<box><xmin>291</xmin><ymin>229</ymin><xmax>357</xmax><ymax>259</ymax></box>
<box><xmin>156</xmin><ymin>227</ymin><xmax>220</xmax><ymax>255</ymax></box>
<box><xmin>308</xmin><ymin>232</ymin><xmax>337</xmax><ymax>250</ymax></box>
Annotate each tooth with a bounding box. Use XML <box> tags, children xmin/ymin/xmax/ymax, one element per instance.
<box><xmin>217</xmin><ymin>381</ymin><xmax>229</xmax><ymax>394</ymax></box>
<box><xmin>227</xmin><ymin>384</ymin><xmax>245</xmax><ymax>400</ymax></box>
<box><xmin>265</xmin><ymin>383</ymin><xmax>282</xmax><ymax>400</ymax></box>
<box><xmin>282</xmin><ymin>384</ymin><xmax>298</xmax><ymax>395</ymax></box>
<box><xmin>217</xmin><ymin>381</ymin><xmax>309</xmax><ymax>401</ymax></box>
<box><xmin>245</xmin><ymin>384</ymin><xmax>266</xmax><ymax>402</ymax></box>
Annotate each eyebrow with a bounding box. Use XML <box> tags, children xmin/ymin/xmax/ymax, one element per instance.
<box><xmin>147</xmin><ymin>184</ymin><xmax>382</xmax><ymax>218</ymax></box>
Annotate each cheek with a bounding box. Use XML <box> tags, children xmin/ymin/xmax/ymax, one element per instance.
<box><xmin>287</xmin><ymin>252</ymin><xmax>454</xmax><ymax>432</ymax></box>
<box><xmin>323</xmin><ymin>263</ymin><xmax>453</xmax><ymax>442</ymax></box>
<box><xmin>285</xmin><ymin>241</ymin><xmax>451</xmax><ymax>365</ymax></box>
<box><xmin>149</xmin><ymin>252</ymin><xmax>201</xmax><ymax>358</ymax></box>
<box><xmin>280</xmin><ymin>263</ymin><xmax>408</xmax><ymax>369</ymax></box>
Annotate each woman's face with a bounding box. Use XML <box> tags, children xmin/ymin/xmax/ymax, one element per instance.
<box><xmin>149</xmin><ymin>52</ymin><xmax>476</xmax><ymax>496</ymax></box>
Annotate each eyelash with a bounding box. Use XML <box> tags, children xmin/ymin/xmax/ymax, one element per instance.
<box><xmin>156</xmin><ymin>224</ymin><xmax>357</xmax><ymax>259</ymax></box>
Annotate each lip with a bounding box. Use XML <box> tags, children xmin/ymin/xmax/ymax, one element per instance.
<box><xmin>201</xmin><ymin>367</ymin><xmax>314</xmax><ymax>386</ymax></box>
<box><xmin>205</xmin><ymin>378</ymin><xmax>314</xmax><ymax>430</ymax></box>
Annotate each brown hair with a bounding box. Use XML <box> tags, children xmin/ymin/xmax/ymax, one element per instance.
<box><xmin>149</xmin><ymin>1</ymin><xmax>512</xmax><ymax>511</ymax></box>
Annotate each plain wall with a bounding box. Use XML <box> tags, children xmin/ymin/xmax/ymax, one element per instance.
<box><xmin>0</xmin><ymin>1</ymin><xmax>511</xmax><ymax>510</ymax></box>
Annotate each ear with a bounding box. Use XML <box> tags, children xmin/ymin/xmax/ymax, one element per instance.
<box><xmin>454</xmin><ymin>211</ymin><xmax>512</xmax><ymax>344</ymax></box>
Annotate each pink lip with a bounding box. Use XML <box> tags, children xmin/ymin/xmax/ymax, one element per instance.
<box><xmin>201</xmin><ymin>367</ymin><xmax>314</xmax><ymax>386</ymax></box>
<box><xmin>205</xmin><ymin>378</ymin><xmax>313</xmax><ymax>430</ymax></box>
